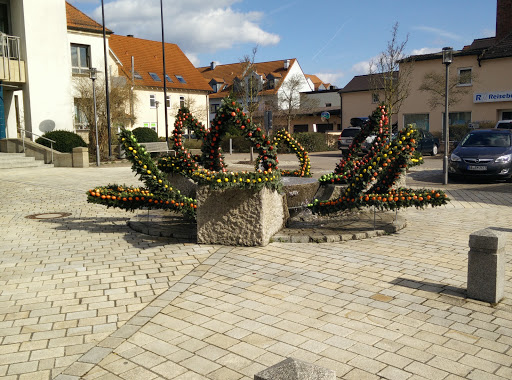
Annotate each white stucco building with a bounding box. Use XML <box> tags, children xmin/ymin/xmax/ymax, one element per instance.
<box><xmin>0</xmin><ymin>0</ymin><xmax>210</xmax><ymax>143</ymax></box>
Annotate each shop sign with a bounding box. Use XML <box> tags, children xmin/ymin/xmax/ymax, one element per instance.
<box><xmin>474</xmin><ymin>91</ymin><xmax>512</xmax><ymax>103</ymax></box>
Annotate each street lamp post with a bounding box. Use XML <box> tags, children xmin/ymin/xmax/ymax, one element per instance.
<box><xmin>89</xmin><ymin>67</ymin><xmax>100</xmax><ymax>166</ymax></box>
<box><xmin>155</xmin><ymin>100</ymin><xmax>160</xmax><ymax>136</ymax></box>
<box><xmin>442</xmin><ymin>47</ymin><xmax>453</xmax><ymax>185</ymax></box>
<box><xmin>100</xmin><ymin>0</ymin><xmax>112</xmax><ymax>158</ymax></box>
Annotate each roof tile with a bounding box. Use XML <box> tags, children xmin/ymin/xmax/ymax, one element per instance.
<box><xmin>66</xmin><ymin>2</ymin><xmax>111</xmax><ymax>34</ymax></box>
<box><xmin>109</xmin><ymin>34</ymin><xmax>211</xmax><ymax>92</ymax></box>
<box><xmin>198</xmin><ymin>59</ymin><xmax>296</xmax><ymax>99</ymax></box>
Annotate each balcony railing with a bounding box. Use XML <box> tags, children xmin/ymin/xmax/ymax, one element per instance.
<box><xmin>0</xmin><ymin>32</ymin><xmax>25</xmax><ymax>83</ymax></box>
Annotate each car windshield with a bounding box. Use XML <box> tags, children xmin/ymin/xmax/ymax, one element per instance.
<box><xmin>461</xmin><ymin>132</ymin><xmax>511</xmax><ymax>147</ymax></box>
<box><xmin>496</xmin><ymin>122</ymin><xmax>512</xmax><ymax>129</ymax></box>
<box><xmin>341</xmin><ymin>129</ymin><xmax>360</xmax><ymax>137</ymax></box>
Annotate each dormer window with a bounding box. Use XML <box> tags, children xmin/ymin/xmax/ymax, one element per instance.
<box><xmin>165</xmin><ymin>74</ymin><xmax>173</xmax><ymax>83</ymax></box>
<box><xmin>175</xmin><ymin>75</ymin><xmax>186</xmax><ymax>84</ymax></box>
<box><xmin>148</xmin><ymin>72</ymin><xmax>161</xmax><ymax>81</ymax></box>
<box><xmin>133</xmin><ymin>71</ymin><xmax>142</xmax><ymax>80</ymax></box>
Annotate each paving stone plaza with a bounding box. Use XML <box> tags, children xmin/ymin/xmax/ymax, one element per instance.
<box><xmin>1</xmin><ymin>157</ymin><xmax>511</xmax><ymax>379</ymax></box>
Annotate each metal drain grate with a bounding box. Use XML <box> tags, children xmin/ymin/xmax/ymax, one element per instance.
<box><xmin>26</xmin><ymin>212</ymin><xmax>72</xmax><ymax>220</ymax></box>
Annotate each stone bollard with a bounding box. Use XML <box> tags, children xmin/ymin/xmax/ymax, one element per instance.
<box><xmin>467</xmin><ymin>228</ymin><xmax>506</xmax><ymax>303</ymax></box>
<box><xmin>255</xmin><ymin>358</ymin><xmax>336</xmax><ymax>380</ymax></box>
<box><xmin>72</xmin><ymin>147</ymin><xmax>89</xmax><ymax>168</ymax></box>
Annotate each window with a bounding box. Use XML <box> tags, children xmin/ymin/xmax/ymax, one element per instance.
<box><xmin>180</xmin><ymin>96</ymin><xmax>185</xmax><ymax>108</ymax></box>
<box><xmin>372</xmin><ymin>93</ymin><xmax>380</xmax><ymax>103</ymax></box>
<box><xmin>70</xmin><ymin>44</ymin><xmax>90</xmax><ymax>74</ymax></box>
<box><xmin>458</xmin><ymin>68</ymin><xmax>472</xmax><ymax>86</ymax></box>
<box><xmin>165</xmin><ymin>74</ymin><xmax>173</xmax><ymax>83</ymax></box>
<box><xmin>317</xmin><ymin>124</ymin><xmax>334</xmax><ymax>133</ymax></box>
<box><xmin>325</xmin><ymin>103</ymin><xmax>332</xmax><ymax>107</ymax></box>
<box><xmin>150</xmin><ymin>94</ymin><xmax>156</xmax><ymax>108</ymax></box>
<box><xmin>148</xmin><ymin>72</ymin><xmax>161</xmax><ymax>81</ymax></box>
<box><xmin>133</xmin><ymin>71</ymin><xmax>142</xmax><ymax>80</ymax></box>
<box><xmin>175</xmin><ymin>75</ymin><xmax>186</xmax><ymax>84</ymax></box>
<box><xmin>442</xmin><ymin>112</ymin><xmax>471</xmax><ymax>128</ymax></box>
<box><xmin>73</xmin><ymin>99</ymin><xmax>88</xmax><ymax>130</ymax></box>
<box><xmin>293</xmin><ymin>125</ymin><xmax>309</xmax><ymax>133</ymax></box>
<box><xmin>166</xmin><ymin>95</ymin><xmax>171</xmax><ymax>108</ymax></box>
<box><xmin>210</xmin><ymin>104</ymin><xmax>220</xmax><ymax>113</ymax></box>
<box><xmin>404</xmin><ymin>113</ymin><xmax>429</xmax><ymax>131</ymax></box>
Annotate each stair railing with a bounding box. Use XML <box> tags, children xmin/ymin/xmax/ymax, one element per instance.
<box><xmin>17</xmin><ymin>128</ymin><xmax>56</xmax><ymax>164</ymax></box>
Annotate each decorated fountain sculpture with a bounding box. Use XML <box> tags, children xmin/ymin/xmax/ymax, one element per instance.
<box><xmin>310</xmin><ymin>105</ymin><xmax>448</xmax><ymax>213</ymax></box>
<box><xmin>87</xmin><ymin>97</ymin><xmax>448</xmax><ymax>246</ymax></box>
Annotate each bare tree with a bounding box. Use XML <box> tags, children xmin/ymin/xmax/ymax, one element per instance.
<box><xmin>172</xmin><ymin>95</ymin><xmax>208</xmax><ymax>121</ymax></box>
<box><xmin>73</xmin><ymin>76</ymin><xmax>135</xmax><ymax>159</ymax></box>
<box><xmin>419</xmin><ymin>71</ymin><xmax>475</xmax><ymax>110</ymax></box>
<box><xmin>369</xmin><ymin>22</ymin><xmax>413</xmax><ymax>121</ymax></box>
<box><xmin>269</xmin><ymin>74</ymin><xmax>319</xmax><ymax>132</ymax></box>
<box><xmin>234</xmin><ymin>46</ymin><xmax>261</xmax><ymax>118</ymax></box>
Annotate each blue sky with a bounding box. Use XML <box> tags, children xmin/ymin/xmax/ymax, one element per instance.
<box><xmin>69</xmin><ymin>0</ymin><xmax>497</xmax><ymax>88</ymax></box>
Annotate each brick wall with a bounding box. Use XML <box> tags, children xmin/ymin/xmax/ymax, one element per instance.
<box><xmin>496</xmin><ymin>0</ymin><xmax>512</xmax><ymax>41</ymax></box>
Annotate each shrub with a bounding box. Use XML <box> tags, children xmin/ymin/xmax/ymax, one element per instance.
<box><xmin>131</xmin><ymin>127</ymin><xmax>159</xmax><ymax>143</ymax></box>
<box><xmin>183</xmin><ymin>139</ymin><xmax>203</xmax><ymax>150</ymax></box>
<box><xmin>220</xmin><ymin>135</ymin><xmax>253</xmax><ymax>153</ymax></box>
<box><xmin>36</xmin><ymin>130</ymin><xmax>87</xmax><ymax>153</ymax></box>
<box><xmin>449</xmin><ymin>125</ymin><xmax>471</xmax><ymax>142</ymax></box>
<box><xmin>291</xmin><ymin>132</ymin><xmax>331</xmax><ymax>152</ymax></box>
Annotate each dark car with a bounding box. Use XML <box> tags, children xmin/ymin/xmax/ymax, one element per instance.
<box><xmin>337</xmin><ymin>127</ymin><xmax>361</xmax><ymax>154</ymax></box>
<box><xmin>391</xmin><ymin>129</ymin><xmax>439</xmax><ymax>155</ymax></box>
<box><xmin>416</xmin><ymin>130</ymin><xmax>439</xmax><ymax>156</ymax></box>
<box><xmin>449</xmin><ymin>129</ymin><xmax>512</xmax><ymax>180</ymax></box>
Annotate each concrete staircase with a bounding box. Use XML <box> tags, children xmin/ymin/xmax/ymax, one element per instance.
<box><xmin>0</xmin><ymin>152</ymin><xmax>54</xmax><ymax>169</ymax></box>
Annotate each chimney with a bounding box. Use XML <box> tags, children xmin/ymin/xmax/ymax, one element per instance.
<box><xmin>284</xmin><ymin>59</ymin><xmax>290</xmax><ymax>70</ymax></box>
<box><xmin>127</xmin><ymin>34</ymin><xmax>134</xmax><ymax>38</ymax></box>
<box><xmin>496</xmin><ymin>0</ymin><xmax>512</xmax><ymax>41</ymax></box>
<box><xmin>210</xmin><ymin>61</ymin><xmax>217</xmax><ymax>70</ymax></box>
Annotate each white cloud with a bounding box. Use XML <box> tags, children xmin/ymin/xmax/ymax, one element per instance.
<box><xmin>413</xmin><ymin>26</ymin><xmax>462</xmax><ymax>41</ymax></box>
<box><xmin>93</xmin><ymin>0</ymin><xmax>280</xmax><ymax>55</ymax></box>
<box><xmin>184</xmin><ymin>52</ymin><xmax>200</xmax><ymax>67</ymax></box>
<box><xmin>410</xmin><ymin>47</ymin><xmax>441</xmax><ymax>55</ymax></box>
<box><xmin>351</xmin><ymin>60</ymin><xmax>371</xmax><ymax>75</ymax></box>
<box><xmin>314</xmin><ymin>72</ymin><xmax>344</xmax><ymax>86</ymax></box>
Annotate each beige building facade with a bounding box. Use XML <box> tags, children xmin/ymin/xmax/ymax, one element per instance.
<box><xmin>399</xmin><ymin>0</ymin><xmax>512</xmax><ymax>136</ymax></box>
<box><xmin>399</xmin><ymin>49</ymin><xmax>512</xmax><ymax>136</ymax></box>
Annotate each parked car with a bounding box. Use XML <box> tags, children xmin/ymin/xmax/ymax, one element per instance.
<box><xmin>416</xmin><ymin>130</ymin><xmax>440</xmax><ymax>156</ymax></box>
<box><xmin>495</xmin><ymin>120</ymin><xmax>512</xmax><ymax>129</ymax></box>
<box><xmin>391</xmin><ymin>129</ymin><xmax>439</xmax><ymax>155</ymax></box>
<box><xmin>350</xmin><ymin>117</ymin><xmax>370</xmax><ymax>128</ymax></box>
<box><xmin>338</xmin><ymin>127</ymin><xmax>361</xmax><ymax>154</ymax></box>
<box><xmin>449</xmin><ymin>129</ymin><xmax>512</xmax><ymax>180</ymax></box>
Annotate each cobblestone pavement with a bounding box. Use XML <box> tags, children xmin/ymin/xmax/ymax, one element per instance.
<box><xmin>0</xmin><ymin>164</ymin><xmax>511</xmax><ymax>380</ymax></box>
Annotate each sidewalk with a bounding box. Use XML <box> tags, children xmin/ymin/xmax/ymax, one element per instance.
<box><xmin>0</xmin><ymin>165</ymin><xmax>511</xmax><ymax>380</ymax></box>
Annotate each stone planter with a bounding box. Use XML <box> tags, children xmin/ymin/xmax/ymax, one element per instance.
<box><xmin>196</xmin><ymin>186</ymin><xmax>287</xmax><ymax>246</ymax></box>
<box><xmin>165</xmin><ymin>173</ymin><xmax>198</xmax><ymax>198</ymax></box>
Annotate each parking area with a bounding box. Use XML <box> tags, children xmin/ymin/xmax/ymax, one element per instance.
<box><xmin>0</xmin><ymin>158</ymin><xmax>511</xmax><ymax>380</ymax></box>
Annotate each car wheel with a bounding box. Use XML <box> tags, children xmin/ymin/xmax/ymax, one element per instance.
<box><xmin>431</xmin><ymin>144</ymin><xmax>438</xmax><ymax>156</ymax></box>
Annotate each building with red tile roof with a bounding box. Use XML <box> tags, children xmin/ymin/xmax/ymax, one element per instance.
<box><xmin>108</xmin><ymin>34</ymin><xmax>211</xmax><ymax>134</ymax></box>
<box><xmin>198</xmin><ymin>59</ymin><xmax>313</xmax><ymax>126</ymax></box>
